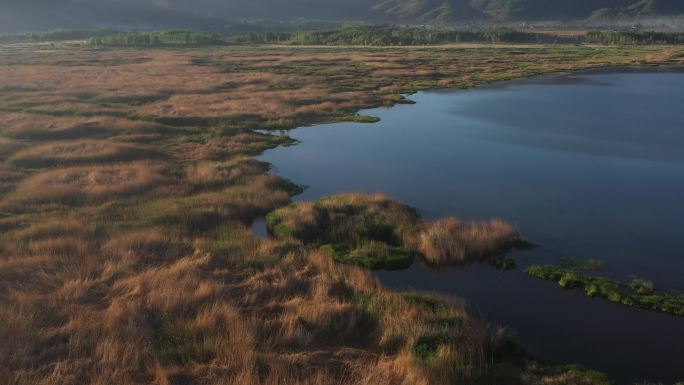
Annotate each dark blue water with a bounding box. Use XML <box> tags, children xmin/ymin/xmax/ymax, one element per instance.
<box><xmin>257</xmin><ymin>71</ymin><xmax>684</xmax><ymax>384</ymax></box>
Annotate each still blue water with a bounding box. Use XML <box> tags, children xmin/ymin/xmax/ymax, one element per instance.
<box><xmin>257</xmin><ymin>71</ymin><xmax>684</xmax><ymax>384</ymax></box>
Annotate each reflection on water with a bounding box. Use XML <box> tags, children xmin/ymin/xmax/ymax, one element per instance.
<box><xmin>258</xmin><ymin>72</ymin><xmax>684</xmax><ymax>384</ymax></box>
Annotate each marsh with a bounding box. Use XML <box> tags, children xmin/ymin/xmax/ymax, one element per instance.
<box><xmin>259</xmin><ymin>70</ymin><xmax>684</xmax><ymax>383</ymax></box>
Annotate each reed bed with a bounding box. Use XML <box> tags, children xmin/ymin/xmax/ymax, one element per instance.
<box><xmin>268</xmin><ymin>194</ymin><xmax>527</xmax><ymax>270</ymax></box>
<box><xmin>1</xmin><ymin>42</ymin><xmax>676</xmax><ymax>385</ymax></box>
<box><xmin>415</xmin><ymin>218</ymin><xmax>523</xmax><ymax>267</ymax></box>
<box><xmin>7</xmin><ymin>139</ymin><xmax>160</xmax><ymax>168</ymax></box>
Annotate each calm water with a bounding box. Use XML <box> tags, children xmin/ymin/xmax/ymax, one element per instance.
<box><xmin>257</xmin><ymin>71</ymin><xmax>684</xmax><ymax>384</ymax></box>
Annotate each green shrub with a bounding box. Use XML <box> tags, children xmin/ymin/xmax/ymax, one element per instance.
<box><xmin>321</xmin><ymin>241</ymin><xmax>414</xmax><ymax>270</ymax></box>
<box><xmin>559</xmin><ymin>258</ymin><xmax>603</xmax><ymax>271</ymax></box>
<box><xmin>559</xmin><ymin>364</ymin><xmax>614</xmax><ymax>385</ymax></box>
<box><xmin>559</xmin><ymin>272</ymin><xmax>582</xmax><ymax>289</ymax></box>
<box><xmin>526</xmin><ymin>264</ymin><xmax>684</xmax><ymax>317</ymax></box>
<box><xmin>412</xmin><ymin>334</ymin><xmax>448</xmax><ymax>365</ymax></box>
<box><xmin>630</xmin><ymin>277</ymin><xmax>655</xmax><ymax>295</ymax></box>
<box><xmin>490</xmin><ymin>256</ymin><xmax>516</xmax><ymax>270</ymax></box>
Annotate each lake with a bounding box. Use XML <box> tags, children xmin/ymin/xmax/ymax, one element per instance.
<box><xmin>257</xmin><ymin>71</ymin><xmax>684</xmax><ymax>384</ymax></box>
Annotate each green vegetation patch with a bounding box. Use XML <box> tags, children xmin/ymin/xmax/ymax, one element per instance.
<box><xmin>266</xmin><ymin>194</ymin><xmax>422</xmax><ymax>270</ymax></box>
<box><xmin>321</xmin><ymin>241</ymin><xmax>413</xmax><ymax>270</ymax></box>
<box><xmin>267</xmin><ymin>194</ymin><xmax>527</xmax><ymax>270</ymax></box>
<box><xmin>630</xmin><ymin>276</ymin><xmax>655</xmax><ymax>295</ymax></box>
<box><xmin>490</xmin><ymin>256</ymin><xmax>516</xmax><ymax>270</ymax></box>
<box><xmin>348</xmin><ymin>114</ymin><xmax>381</xmax><ymax>123</ymax></box>
<box><xmin>566</xmin><ymin>365</ymin><xmax>614</xmax><ymax>385</ymax></box>
<box><xmin>267</xmin><ymin>194</ymin><xmax>421</xmax><ymax>245</ymax></box>
<box><xmin>412</xmin><ymin>333</ymin><xmax>449</xmax><ymax>365</ymax></box>
<box><xmin>526</xmin><ymin>264</ymin><xmax>684</xmax><ymax>316</ymax></box>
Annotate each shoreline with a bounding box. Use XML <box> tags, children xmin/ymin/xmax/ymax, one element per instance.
<box><xmin>254</xmin><ymin>65</ymin><xmax>684</xmax><ymax>385</ymax></box>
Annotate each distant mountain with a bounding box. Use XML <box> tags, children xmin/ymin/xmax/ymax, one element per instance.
<box><xmin>2</xmin><ymin>0</ymin><xmax>684</xmax><ymax>32</ymax></box>
<box><xmin>371</xmin><ymin>0</ymin><xmax>684</xmax><ymax>23</ymax></box>
<box><xmin>372</xmin><ymin>0</ymin><xmax>482</xmax><ymax>23</ymax></box>
<box><xmin>591</xmin><ymin>0</ymin><xmax>684</xmax><ymax>20</ymax></box>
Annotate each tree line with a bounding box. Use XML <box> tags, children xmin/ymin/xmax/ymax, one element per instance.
<box><xmin>87</xmin><ymin>31</ymin><xmax>225</xmax><ymax>47</ymax></box>
<box><xmin>4</xmin><ymin>26</ymin><xmax>684</xmax><ymax>47</ymax></box>
<box><xmin>227</xmin><ymin>26</ymin><xmax>572</xmax><ymax>45</ymax></box>
<box><xmin>0</xmin><ymin>29</ymin><xmax>118</xmax><ymax>44</ymax></box>
<box><xmin>584</xmin><ymin>30</ymin><xmax>684</xmax><ymax>45</ymax></box>
<box><xmin>226</xmin><ymin>26</ymin><xmax>684</xmax><ymax>46</ymax></box>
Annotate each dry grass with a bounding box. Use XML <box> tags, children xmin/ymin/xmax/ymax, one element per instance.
<box><xmin>186</xmin><ymin>158</ymin><xmax>269</xmax><ymax>187</ymax></box>
<box><xmin>414</xmin><ymin>218</ymin><xmax>523</xmax><ymax>267</ymax></box>
<box><xmin>0</xmin><ymin>165</ymin><xmax>23</xmax><ymax>195</ymax></box>
<box><xmin>7</xmin><ymin>139</ymin><xmax>160</xmax><ymax>168</ymax></box>
<box><xmin>0</xmin><ymin>112</ymin><xmax>168</xmax><ymax>140</ymax></box>
<box><xmin>3</xmin><ymin>162</ymin><xmax>170</xmax><ymax>206</ymax></box>
<box><xmin>137</xmin><ymin>87</ymin><xmax>341</xmax><ymax>119</ymax></box>
<box><xmin>0</xmin><ymin>138</ymin><xmax>27</xmax><ymax>161</ymax></box>
<box><xmin>269</xmin><ymin>194</ymin><xmax>524</xmax><ymax>269</ymax></box>
<box><xmin>268</xmin><ymin>194</ymin><xmax>421</xmax><ymax>245</ymax></box>
<box><xmin>0</xmin><ymin>42</ymin><xmax>673</xmax><ymax>385</ymax></box>
<box><xmin>103</xmin><ymin>229</ymin><xmax>194</xmax><ymax>267</ymax></box>
<box><xmin>173</xmin><ymin>133</ymin><xmax>292</xmax><ymax>161</ymax></box>
<box><xmin>0</xmin><ymin>224</ymin><xmax>502</xmax><ymax>385</ymax></box>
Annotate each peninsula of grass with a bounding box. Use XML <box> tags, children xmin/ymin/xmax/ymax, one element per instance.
<box><xmin>526</xmin><ymin>265</ymin><xmax>684</xmax><ymax>317</ymax></box>
<box><xmin>266</xmin><ymin>193</ymin><xmax>527</xmax><ymax>270</ymax></box>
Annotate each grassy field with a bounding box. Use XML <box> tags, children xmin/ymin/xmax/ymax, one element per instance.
<box><xmin>0</xmin><ymin>41</ymin><xmax>683</xmax><ymax>385</ymax></box>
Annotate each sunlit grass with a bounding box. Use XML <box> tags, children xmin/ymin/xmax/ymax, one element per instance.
<box><xmin>2</xmin><ymin>162</ymin><xmax>172</xmax><ymax>207</ymax></box>
<box><xmin>414</xmin><ymin>217</ymin><xmax>524</xmax><ymax>267</ymax></box>
<box><xmin>7</xmin><ymin>139</ymin><xmax>162</xmax><ymax>168</ymax></box>
<box><xmin>267</xmin><ymin>194</ymin><xmax>525</xmax><ymax>269</ymax></box>
<box><xmin>1</xmin><ymin>42</ymin><xmax>680</xmax><ymax>385</ymax></box>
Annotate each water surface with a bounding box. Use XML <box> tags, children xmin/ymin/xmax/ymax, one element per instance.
<box><xmin>258</xmin><ymin>71</ymin><xmax>684</xmax><ymax>384</ymax></box>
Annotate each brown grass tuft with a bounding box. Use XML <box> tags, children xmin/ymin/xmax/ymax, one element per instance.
<box><xmin>415</xmin><ymin>218</ymin><xmax>522</xmax><ymax>266</ymax></box>
<box><xmin>7</xmin><ymin>140</ymin><xmax>161</xmax><ymax>168</ymax></box>
<box><xmin>0</xmin><ymin>113</ymin><xmax>167</xmax><ymax>140</ymax></box>
<box><xmin>186</xmin><ymin>158</ymin><xmax>268</xmax><ymax>187</ymax></box>
<box><xmin>103</xmin><ymin>229</ymin><xmax>194</xmax><ymax>266</ymax></box>
<box><xmin>0</xmin><ymin>138</ymin><xmax>27</xmax><ymax>161</ymax></box>
<box><xmin>3</xmin><ymin>162</ymin><xmax>170</xmax><ymax>206</ymax></box>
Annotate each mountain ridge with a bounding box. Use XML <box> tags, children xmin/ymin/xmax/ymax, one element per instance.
<box><xmin>2</xmin><ymin>0</ymin><xmax>683</xmax><ymax>32</ymax></box>
<box><xmin>372</xmin><ymin>0</ymin><xmax>684</xmax><ymax>23</ymax></box>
